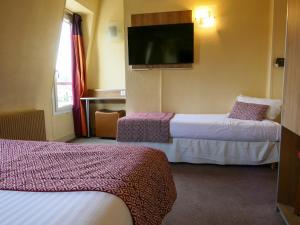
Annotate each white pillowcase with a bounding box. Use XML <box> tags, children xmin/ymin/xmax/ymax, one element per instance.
<box><xmin>237</xmin><ymin>95</ymin><xmax>282</xmax><ymax>120</ymax></box>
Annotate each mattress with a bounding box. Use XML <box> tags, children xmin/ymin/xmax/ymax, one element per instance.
<box><xmin>0</xmin><ymin>190</ymin><xmax>133</xmax><ymax>225</ymax></box>
<box><xmin>170</xmin><ymin>114</ymin><xmax>281</xmax><ymax>142</ymax></box>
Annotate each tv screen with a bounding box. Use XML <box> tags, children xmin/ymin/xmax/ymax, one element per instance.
<box><xmin>128</xmin><ymin>23</ymin><xmax>194</xmax><ymax>65</ymax></box>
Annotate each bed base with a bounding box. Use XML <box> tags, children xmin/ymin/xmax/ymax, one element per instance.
<box><xmin>123</xmin><ymin>138</ymin><xmax>280</xmax><ymax>165</ymax></box>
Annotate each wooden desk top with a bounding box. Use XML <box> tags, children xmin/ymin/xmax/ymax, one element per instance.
<box><xmin>80</xmin><ymin>97</ymin><xmax>126</xmax><ymax>101</ymax></box>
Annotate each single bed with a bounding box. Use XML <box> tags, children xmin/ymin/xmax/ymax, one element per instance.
<box><xmin>0</xmin><ymin>139</ymin><xmax>176</xmax><ymax>225</ymax></box>
<box><xmin>117</xmin><ymin>113</ymin><xmax>281</xmax><ymax>165</ymax></box>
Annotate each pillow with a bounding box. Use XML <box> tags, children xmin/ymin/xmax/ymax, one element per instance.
<box><xmin>237</xmin><ymin>95</ymin><xmax>282</xmax><ymax>120</ymax></box>
<box><xmin>229</xmin><ymin>101</ymin><xmax>269</xmax><ymax>121</ymax></box>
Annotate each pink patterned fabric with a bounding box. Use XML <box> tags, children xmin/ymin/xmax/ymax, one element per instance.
<box><xmin>117</xmin><ymin>112</ymin><xmax>175</xmax><ymax>143</ymax></box>
<box><xmin>229</xmin><ymin>101</ymin><xmax>269</xmax><ymax>121</ymax></box>
<box><xmin>0</xmin><ymin>139</ymin><xmax>177</xmax><ymax>225</ymax></box>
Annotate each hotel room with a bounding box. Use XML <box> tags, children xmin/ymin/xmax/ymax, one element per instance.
<box><xmin>0</xmin><ymin>0</ymin><xmax>300</xmax><ymax>225</ymax></box>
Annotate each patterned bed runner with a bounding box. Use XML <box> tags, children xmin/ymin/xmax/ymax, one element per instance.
<box><xmin>0</xmin><ymin>139</ymin><xmax>177</xmax><ymax>225</ymax></box>
<box><xmin>117</xmin><ymin>112</ymin><xmax>175</xmax><ymax>143</ymax></box>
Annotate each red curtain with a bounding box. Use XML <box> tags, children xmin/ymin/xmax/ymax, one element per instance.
<box><xmin>72</xmin><ymin>14</ymin><xmax>87</xmax><ymax>137</ymax></box>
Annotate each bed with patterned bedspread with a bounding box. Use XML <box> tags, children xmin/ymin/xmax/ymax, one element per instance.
<box><xmin>0</xmin><ymin>139</ymin><xmax>177</xmax><ymax>225</ymax></box>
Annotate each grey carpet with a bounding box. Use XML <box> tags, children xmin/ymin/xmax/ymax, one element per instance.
<box><xmin>72</xmin><ymin>138</ymin><xmax>284</xmax><ymax>225</ymax></box>
<box><xmin>163</xmin><ymin>164</ymin><xmax>284</xmax><ymax>225</ymax></box>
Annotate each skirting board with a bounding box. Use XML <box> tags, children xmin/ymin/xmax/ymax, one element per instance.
<box><xmin>277</xmin><ymin>203</ymin><xmax>300</xmax><ymax>225</ymax></box>
<box><xmin>55</xmin><ymin>133</ymin><xmax>76</xmax><ymax>143</ymax></box>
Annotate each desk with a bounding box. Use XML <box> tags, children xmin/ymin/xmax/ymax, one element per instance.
<box><xmin>80</xmin><ymin>97</ymin><xmax>126</xmax><ymax>137</ymax></box>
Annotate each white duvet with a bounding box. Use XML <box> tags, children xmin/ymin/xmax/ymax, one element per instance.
<box><xmin>0</xmin><ymin>191</ymin><xmax>133</xmax><ymax>225</ymax></box>
<box><xmin>170</xmin><ymin>114</ymin><xmax>281</xmax><ymax>142</ymax></box>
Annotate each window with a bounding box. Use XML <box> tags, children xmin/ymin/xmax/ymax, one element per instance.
<box><xmin>53</xmin><ymin>15</ymin><xmax>73</xmax><ymax>113</ymax></box>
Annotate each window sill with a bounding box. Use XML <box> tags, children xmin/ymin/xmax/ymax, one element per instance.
<box><xmin>53</xmin><ymin>106</ymin><xmax>73</xmax><ymax>116</ymax></box>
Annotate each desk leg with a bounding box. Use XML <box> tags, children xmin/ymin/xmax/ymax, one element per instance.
<box><xmin>85</xmin><ymin>100</ymin><xmax>91</xmax><ymax>138</ymax></box>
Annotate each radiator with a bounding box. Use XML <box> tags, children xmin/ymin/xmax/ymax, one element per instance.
<box><xmin>0</xmin><ymin>110</ymin><xmax>46</xmax><ymax>141</ymax></box>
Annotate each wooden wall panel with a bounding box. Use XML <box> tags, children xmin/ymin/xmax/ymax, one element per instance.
<box><xmin>87</xmin><ymin>89</ymin><xmax>125</xmax><ymax>98</ymax></box>
<box><xmin>131</xmin><ymin>10</ymin><xmax>192</xmax><ymax>26</ymax></box>
<box><xmin>86</xmin><ymin>89</ymin><xmax>126</xmax><ymax>103</ymax></box>
<box><xmin>282</xmin><ymin>0</ymin><xmax>300</xmax><ymax>136</ymax></box>
<box><xmin>130</xmin><ymin>10</ymin><xmax>193</xmax><ymax>69</ymax></box>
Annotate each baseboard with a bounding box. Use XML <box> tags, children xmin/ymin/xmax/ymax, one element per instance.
<box><xmin>277</xmin><ymin>203</ymin><xmax>300</xmax><ymax>225</ymax></box>
<box><xmin>54</xmin><ymin>134</ymin><xmax>76</xmax><ymax>143</ymax></box>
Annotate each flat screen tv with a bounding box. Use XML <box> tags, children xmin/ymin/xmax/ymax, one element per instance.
<box><xmin>128</xmin><ymin>23</ymin><xmax>194</xmax><ymax>65</ymax></box>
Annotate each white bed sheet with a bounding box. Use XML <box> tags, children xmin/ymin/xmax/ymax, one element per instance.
<box><xmin>170</xmin><ymin>114</ymin><xmax>281</xmax><ymax>142</ymax></box>
<box><xmin>0</xmin><ymin>191</ymin><xmax>133</xmax><ymax>225</ymax></box>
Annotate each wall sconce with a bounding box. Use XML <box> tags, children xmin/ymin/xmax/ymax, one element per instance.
<box><xmin>195</xmin><ymin>9</ymin><xmax>216</xmax><ymax>28</ymax></box>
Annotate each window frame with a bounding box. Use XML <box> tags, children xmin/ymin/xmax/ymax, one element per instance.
<box><xmin>53</xmin><ymin>13</ymin><xmax>73</xmax><ymax>115</ymax></box>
